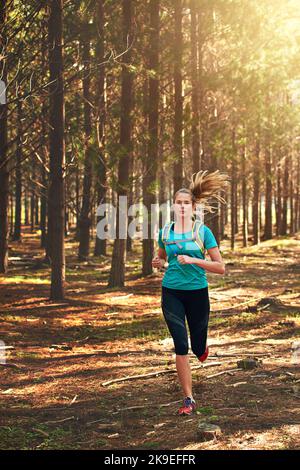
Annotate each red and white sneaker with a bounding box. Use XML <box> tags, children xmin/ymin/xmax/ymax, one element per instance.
<box><xmin>198</xmin><ymin>346</ymin><xmax>209</xmax><ymax>362</ymax></box>
<box><xmin>178</xmin><ymin>396</ymin><xmax>196</xmax><ymax>416</ymax></box>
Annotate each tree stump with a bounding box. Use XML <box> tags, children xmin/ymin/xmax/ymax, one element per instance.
<box><xmin>237</xmin><ymin>357</ymin><xmax>260</xmax><ymax>370</ymax></box>
<box><xmin>197</xmin><ymin>422</ymin><xmax>222</xmax><ymax>441</ymax></box>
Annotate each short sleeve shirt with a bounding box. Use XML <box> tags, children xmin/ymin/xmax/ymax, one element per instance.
<box><xmin>158</xmin><ymin>223</ymin><xmax>218</xmax><ymax>290</ymax></box>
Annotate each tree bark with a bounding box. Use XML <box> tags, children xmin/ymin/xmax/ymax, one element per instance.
<box><xmin>275</xmin><ymin>153</ymin><xmax>282</xmax><ymax>236</ymax></box>
<box><xmin>173</xmin><ymin>0</ymin><xmax>183</xmax><ymax>192</ymax></box>
<box><xmin>241</xmin><ymin>130</ymin><xmax>248</xmax><ymax>247</ymax></box>
<box><xmin>190</xmin><ymin>0</ymin><xmax>200</xmax><ymax>174</ymax></box>
<box><xmin>252</xmin><ymin>134</ymin><xmax>261</xmax><ymax>245</ymax></box>
<box><xmin>78</xmin><ymin>19</ymin><xmax>93</xmax><ymax>261</ymax></box>
<box><xmin>142</xmin><ymin>0</ymin><xmax>160</xmax><ymax>276</ymax></box>
<box><xmin>30</xmin><ymin>159</ymin><xmax>35</xmax><ymax>232</ymax></box>
<box><xmin>289</xmin><ymin>155</ymin><xmax>294</xmax><ymax>235</ymax></box>
<box><xmin>230</xmin><ymin>128</ymin><xmax>237</xmax><ymax>250</ymax></box>
<box><xmin>263</xmin><ymin>97</ymin><xmax>272</xmax><ymax>240</ymax></box>
<box><xmin>108</xmin><ymin>0</ymin><xmax>134</xmax><ymax>287</ymax></box>
<box><xmin>13</xmin><ymin>100</ymin><xmax>22</xmax><ymax>241</ymax></box>
<box><xmin>47</xmin><ymin>0</ymin><xmax>66</xmax><ymax>299</ymax></box>
<box><xmin>295</xmin><ymin>152</ymin><xmax>300</xmax><ymax>232</ymax></box>
<box><xmin>0</xmin><ymin>0</ymin><xmax>8</xmax><ymax>273</ymax></box>
<box><xmin>280</xmin><ymin>155</ymin><xmax>289</xmax><ymax>235</ymax></box>
<box><xmin>94</xmin><ymin>0</ymin><xmax>107</xmax><ymax>257</ymax></box>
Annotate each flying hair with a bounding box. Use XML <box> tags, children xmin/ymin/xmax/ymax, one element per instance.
<box><xmin>174</xmin><ymin>169</ymin><xmax>230</xmax><ymax>215</ymax></box>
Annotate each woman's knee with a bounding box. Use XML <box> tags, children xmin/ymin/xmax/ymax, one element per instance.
<box><xmin>175</xmin><ymin>349</ymin><xmax>189</xmax><ymax>355</ymax></box>
<box><xmin>191</xmin><ymin>343</ymin><xmax>206</xmax><ymax>357</ymax></box>
<box><xmin>174</xmin><ymin>342</ymin><xmax>189</xmax><ymax>355</ymax></box>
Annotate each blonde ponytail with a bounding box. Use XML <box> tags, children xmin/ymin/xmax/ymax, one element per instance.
<box><xmin>189</xmin><ymin>169</ymin><xmax>230</xmax><ymax>214</ymax></box>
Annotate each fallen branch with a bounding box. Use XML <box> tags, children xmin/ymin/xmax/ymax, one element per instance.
<box><xmin>73</xmin><ymin>336</ymin><xmax>90</xmax><ymax>343</ymax></box>
<box><xmin>112</xmin><ymin>400</ymin><xmax>183</xmax><ymax>413</ymax></box>
<box><xmin>211</xmin><ymin>352</ymin><xmax>271</xmax><ymax>358</ymax></box>
<box><xmin>257</xmin><ymin>303</ymin><xmax>270</xmax><ymax>311</ymax></box>
<box><xmin>102</xmin><ymin>361</ymin><xmax>226</xmax><ymax>386</ymax></box>
<box><xmin>0</xmin><ymin>363</ymin><xmax>24</xmax><ymax>369</ymax></box>
<box><xmin>32</xmin><ymin>428</ymin><xmax>49</xmax><ymax>437</ymax></box>
<box><xmin>43</xmin><ymin>416</ymin><xmax>75</xmax><ymax>425</ymax></box>
<box><xmin>226</xmin><ymin>381</ymin><xmax>248</xmax><ymax>388</ymax></box>
<box><xmin>86</xmin><ymin>419</ymin><xmax>117</xmax><ymax>427</ymax></box>
<box><xmin>206</xmin><ymin>368</ymin><xmax>243</xmax><ymax>379</ymax></box>
<box><xmin>69</xmin><ymin>395</ymin><xmax>78</xmax><ymax>405</ymax></box>
<box><xmin>109</xmin><ymin>293</ymin><xmax>133</xmax><ymax>301</ymax></box>
<box><xmin>211</xmin><ymin>296</ymin><xmax>266</xmax><ymax>312</ymax></box>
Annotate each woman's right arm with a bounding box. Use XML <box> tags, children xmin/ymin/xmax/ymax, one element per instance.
<box><xmin>152</xmin><ymin>247</ymin><xmax>167</xmax><ymax>268</ymax></box>
<box><xmin>158</xmin><ymin>247</ymin><xmax>167</xmax><ymax>260</ymax></box>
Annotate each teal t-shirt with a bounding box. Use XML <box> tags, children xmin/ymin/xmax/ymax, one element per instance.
<box><xmin>157</xmin><ymin>223</ymin><xmax>218</xmax><ymax>290</ymax></box>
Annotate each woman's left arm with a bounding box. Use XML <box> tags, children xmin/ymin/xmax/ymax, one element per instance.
<box><xmin>193</xmin><ymin>247</ymin><xmax>225</xmax><ymax>274</ymax></box>
<box><xmin>177</xmin><ymin>247</ymin><xmax>225</xmax><ymax>275</ymax></box>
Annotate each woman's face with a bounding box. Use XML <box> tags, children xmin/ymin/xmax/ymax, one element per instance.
<box><xmin>173</xmin><ymin>192</ymin><xmax>194</xmax><ymax>221</ymax></box>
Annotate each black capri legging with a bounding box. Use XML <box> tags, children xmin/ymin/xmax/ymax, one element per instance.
<box><xmin>161</xmin><ymin>285</ymin><xmax>210</xmax><ymax>357</ymax></box>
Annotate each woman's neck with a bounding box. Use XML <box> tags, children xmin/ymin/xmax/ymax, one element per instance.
<box><xmin>173</xmin><ymin>218</ymin><xmax>193</xmax><ymax>233</ymax></box>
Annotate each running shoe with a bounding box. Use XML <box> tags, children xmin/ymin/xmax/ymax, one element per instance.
<box><xmin>178</xmin><ymin>396</ymin><xmax>196</xmax><ymax>416</ymax></box>
<box><xmin>198</xmin><ymin>346</ymin><xmax>209</xmax><ymax>362</ymax></box>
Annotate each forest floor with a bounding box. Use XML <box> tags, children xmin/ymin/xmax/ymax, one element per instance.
<box><xmin>0</xmin><ymin>227</ymin><xmax>300</xmax><ymax>450</ymax></box>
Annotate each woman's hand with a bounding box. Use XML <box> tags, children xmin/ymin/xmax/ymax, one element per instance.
<box><xmin>176</xmin><ymin>254</ymin><xmax>193</xmax><ymax>265</ymax></box>
<box><xmin>152</xmin><ymin>256</ymin><xmax>165</xmax><ymax>269</ymax></box>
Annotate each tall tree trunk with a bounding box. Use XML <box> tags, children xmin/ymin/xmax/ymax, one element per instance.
<box><xmin>30</xmin><ymin>159</ymin><xmax>35</xmax><ymax>232</ymax></box>
<box><xmin>94</xmin><ymin>0</ymin><xmax>107</xmax><ymax>257</ymax></box>
<box><xmin>295</xmin><ymin>152</ymin><xmax>300</xmax><ymax>232</ymax></box>
<box><xmin>206</xmin><ymin>117</ymin><xmax>220</xmax><ymax>244</ymax></box>
<box><xmin>24</xmin><ymin>188</ymin><xmax>29</xmax><ymax>224</ymax></box>
<box><xmin>173</xmin><ymin>0</ymin><xmax>183</xmax><ymax>191</ymax></box>
<box><xmin>275</xmin><ymin>153</ymin><xmax>281</xmax><ymax>236</ymax></box>
<box><xmin>190</xmin><ymin>0</ymin><xmax>200</xmax><ymax>173</ymax></box>
<box><xmin>263</xmin><ymin>123</ymin><xmax>272</xmax><ymax>240</ymax></box>
<box><xmin>40</xmin><ymin>157</ymin><xmax>48</xmax><ymax>249</ymax></box>
<box><xmin>235</xmin><ymin>179</ymin><xmax>239</xmax><ymax>235</ymax></box>
<box><xmin>158</xmin><ymin>163</ymin><xmax>166</xmax><ymax>228</ymax></box>
<box><xmin>241</xmin><ymin>132</ymin><xmax>248</xmax><ymax>247</ymax></box>
<box><xmin>280</xmin><ymin>155</ymin><xmax>289</xmax><ymax>235</ymax></box>
<box><xmin>108</xmin><ymin>0</ymin><xmax>134</xmax><ymax>287</ymax></box>
<box><xmin>126</xmin><ymin>58</ymin><xmax>136</xmax><ymax>256</ymax></box>
<box><xmin>197</xmin><ymin>4</ymin><xmax>205</xmax><ymax>167</ymax></box>
<box><xmin>40</xmin><ymin>91</ymin><xmax>48</xmax><ymax>251</ymax></box>
<box><xmin>35</xmin><ymin>193</ymin><xmax>39</xmax><ymax>226</ymax></box>
<box><xmin>230</xmin><ymin>129</ymin><xmax>237</xmax><ymax>250</ymax></box>
<box><xmin>78</xmin><ymin>20</ymin><xmax>93</xmax><ymax>261</ymax></box>
<box><xmin>13</xmin><ymin>100</ymin><xmax>22</xmax><ymax>241</ymax></box>
<box><xmin>0</xmin><ymin>0</ymin><xmax>8</xmax><ymax>273</ymax></box>
<box><xmin>142</xmin><ymin>0</ymin><xmax>159</xmax><ymax>276</ymax></box>
<box><xmin>126</xmin><ymin>153</ymin><xmax>134</xmax><ymax>253</ymax></box>
<box><xmin>289</xmin><ymin>156</ymin><xmax>294</xmax><ymax>235</ymax></box>
<box><xmin>75</xmin><ymin>162</ymin><xmax>80</xmax><ymax>240</ymax></box>
<box><xmin>9</xmin><ymin>190</ymin><xmax>13</xmax><ymax>237</ymax></box>
<box><xmin>252</xmin><ymin>136</ymin><xmax>261</xmax><ymax>245</ymax></box>
<box><xmin>48</xmin><ymin>0</ymin><xmax>66</xmax><ymax>300</ymax></box>
<box><xmin>159</xmin><ymin>85</ymin><xmax>167</xmax><ymax>228</ymax></box>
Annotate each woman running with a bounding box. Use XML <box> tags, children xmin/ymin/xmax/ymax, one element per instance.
<box><xmin>152</xmin><ymin>169</ymin><xmax>229</xmax><ymax>416</ymax></box>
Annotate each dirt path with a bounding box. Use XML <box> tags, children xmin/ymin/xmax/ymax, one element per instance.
<box><xmin>0</xmin><ymin>228</ymin><xmax>299</xmax><ymax>450</ymax></box>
